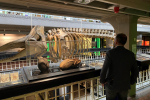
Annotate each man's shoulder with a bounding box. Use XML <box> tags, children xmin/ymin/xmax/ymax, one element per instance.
<box><xmin>107</xmin><ymin>48</ymin><xmax>116</xmax><ymax>53</ymax></box>
<box><xmin>124</xmin><ymin>48</ymin><xmax>135</xmax><ymax>55</ymax></box>
<box><xmin>107</xmin><ymin>47</ymin><xmax>134</xmax><ymax>55</ymax></box>
<box><xmin>106</xmin><ymin>48</ymin><xmax>115</xmax><ymax>55</ymax></box>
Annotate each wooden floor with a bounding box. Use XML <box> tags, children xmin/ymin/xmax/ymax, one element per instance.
<box><xmin>128</xmin><ymin>93</ymin><xmax>150</xmax><ymax>100</ymax></box>
<box><xmin>137</xmin><ymin>93</ymin><xmax>150</xmax><ymax>100</ymax></box>
<box><xmin>128</xmin><ymin>85</ymin><xmax>150</xmax><ymax>100</ymax></box>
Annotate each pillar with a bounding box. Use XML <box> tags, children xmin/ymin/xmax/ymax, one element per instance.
<box><xmin>102</xmin><ymin>15</ymin><xmax>139</xmax><ymax>97</ymax></box>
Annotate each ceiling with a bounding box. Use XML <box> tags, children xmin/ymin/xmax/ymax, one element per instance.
<box><xmin>0</xmin><ymin>0</ymin><xmax>150</xmax><ymax>24</ymax></box>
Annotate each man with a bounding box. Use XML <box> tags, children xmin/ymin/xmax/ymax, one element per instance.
<box><xmin>100</xmin><ymin>33</ymin><xmax>139</xmax><ymax>100</ymax></box>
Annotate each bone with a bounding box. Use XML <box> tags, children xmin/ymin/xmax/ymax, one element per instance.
<box><xmin>0</xmin><ymin>25</ymin><xmax>116</xmax><ymax>63</ymax></box>
<box><xmin>70</xmin><ymin>33</ymin><xmax>79</xmax><ymax>56</ymax></box>
<box><xmin>0</xmin><ymin>26</ymin><xmax>39</xmax><ymax>52</ymax></box>
<box><xmin>0</xmin><ymin>49</ymin><xmax>26</xmax><ymax>63</ymax></box>
<box><xmin>57</xmin><ymin>29</ymin><xmax>68</xmax><ymax>39</ymax></box>
<box><xmin>0</xmin><ymin>26</ymin><xmax>48</xmax><ymax>63</ymax></box>
<box><xmin>46</xmin><ymin>34</ymin><xmax>54</xmax><ymax>41</ymax></box>
<box><xmin>48</xmin><ymin>30</ymin><xmax>52</xmax><ymax>35</ymax></box>
<box><xmin>75</xmin><ymin>28</ymin><xmax>79</xmax><ymax>32</ymax></box>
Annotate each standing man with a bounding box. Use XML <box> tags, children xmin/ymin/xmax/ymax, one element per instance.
<box><xmin>100</xmin><ymin>33</ymin><xmax>139</xmax><ymax>100</ymax></box>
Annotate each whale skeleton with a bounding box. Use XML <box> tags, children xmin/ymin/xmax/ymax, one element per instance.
<box><xmin>0</xmin><ymin>26</ymin><xmax>116</xmax><ymax>63</ymax></box>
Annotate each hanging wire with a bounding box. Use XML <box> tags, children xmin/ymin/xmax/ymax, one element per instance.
<box><xmin>31</xmin><ymin>13</ymin><xmax>32</xmax><ymax>30</ymax></box>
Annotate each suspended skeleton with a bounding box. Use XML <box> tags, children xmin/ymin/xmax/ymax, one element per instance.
<box><xmin>0</xmin><ymin>26</ymin><xmax>116</xmax><ymax>68</ymax></box>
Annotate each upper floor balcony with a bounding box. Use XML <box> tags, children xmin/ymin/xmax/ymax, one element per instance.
<box><xmin>0</xmin><ymin>13</ymin><xmax>150</xmax><ymax>33</ymax></box>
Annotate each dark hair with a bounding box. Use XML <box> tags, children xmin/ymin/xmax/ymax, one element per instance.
<box><xmin>116</xmin><ymin>33</ymin><xmax>127</xmax><ymax>45</ymax></box>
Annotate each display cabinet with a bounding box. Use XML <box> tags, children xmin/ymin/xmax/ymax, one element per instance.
<box><xmin>0</xmin><ymin>69</ymin><xmax>28</xmax><ymax>89</ymax></box>
<box><xmin>25</xmin><ymin>40</ymin><xmax>107</xmax><ymax>70</ymax></box>
<box><xmin>136</xmin><ymin>54</ymin><xmax>150</xmax><ymax>71</ymax></box>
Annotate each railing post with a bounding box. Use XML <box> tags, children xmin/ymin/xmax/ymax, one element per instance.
<box><xmin>97</xmin><ymin>78</ymin><xmax>99</xmax><ymax>99</ymax></box>
<box><xmin>85</xmin><ymin>81</ymin><xmax>87</xmax><ymax>100</ymax></box>
<box><xmin>71</xmin><ymin>84</ymin><xmax>74</xmax><ymax>100</ymax></box>
<box><xmin>90</xmin><ymin>79</ymin><xmax>94</xmax><ymax>100</ymax></box>
<box><xmin>45</xmin><ymin>89</ymin><xmax>48</xmax><ymax>100</ymax></box>
<box><xmin>143</xmin><ymin>70</ymin><xmax>144</xmax><ymax>87</ymax></box>
<box><xmin>78</xmin><ymin>82</ymin><xmax>80</xmax><ymax>100</ymax></box>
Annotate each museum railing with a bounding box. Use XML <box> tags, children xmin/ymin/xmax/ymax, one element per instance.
<box><xmin>137</xmin><ymin>46</ymin><xmax>150</xmax><ymax>54</ymax></box>
<box><xmin>136</xmin><ymin>66</ymin><xmax>150</xmax><ymax>90</ymax></box>
<box><xmin>2</xmin><ymin>69</ymin><xmax>150</xmax><ymax>100</ymax></box>
<box><xmin>0</xmin><ymin>59</ymin><xmax>38</xmax><ymax>71</ymax></box>
<box><xmin>2</xmin><ymin>77</ymin><xmax>105</xmax><ymax>100</ymax></box>
<box><xmin>137</xmin><ymin>48</ymin><xmax>150</xmax><ymax>54</ymax></box>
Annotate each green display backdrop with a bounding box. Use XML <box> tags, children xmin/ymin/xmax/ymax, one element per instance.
<box><xmin>93</xmin><ymin>38</ymin><xmax>101</xmax><ymax>56</ymax></box>
<box><xmin>47</xmin><ymin>42</ymin><xmax>50</xmax><ymax>61</ymax></box>
<box><xmin>93</xmin><ymin>38</ymin><xmax>96</xmax><ymax>55</ymax></box>
<box><xmin>97</xmin><ymin>38</ymin><xmax>100</xmax><ymax>56</ymax></box>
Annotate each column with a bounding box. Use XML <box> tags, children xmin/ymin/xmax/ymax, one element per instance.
<box><xmin>102</xmin><ymin>15</ymin><xmax>139</xmax><ymax>96</ymax></box>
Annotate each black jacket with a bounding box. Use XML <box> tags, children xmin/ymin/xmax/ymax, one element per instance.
<box><xmin>100</xmin><ymin>46</ymin><xmax>139</xmax><ymax>90</ymax></box>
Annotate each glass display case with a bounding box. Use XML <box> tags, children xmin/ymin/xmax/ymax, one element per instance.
<box><xmin>136</xmin><ymin>54</ymin><xmax>150</xmax><ymax>61</ymax></box>
<box><xmin>25</xmin><ymin>39</ymin><xmax>106</xmax><ymax>67</ymax></box>
<box><xmin>0</xmin><ymin>69</ymin><xmax>27</xmax><ymax>89</ymax></box>
<box><xmin>23</xmin><ymin>63</ymin><xmax>93</xmax><ymax>82</ymax></box>
<box><xmin>87</xmin><ymin>59</ymin><xmax>104</xmax><ymax>70</ymax></box>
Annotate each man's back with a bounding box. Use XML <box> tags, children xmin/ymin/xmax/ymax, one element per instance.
<box><xmin>100</xmin><ymin>46</ymin><xmax>139</xmax><ymax>91</ymax></box>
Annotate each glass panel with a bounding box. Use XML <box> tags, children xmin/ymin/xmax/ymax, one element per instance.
<box><xmin>73</xmin><ymin>84</ymin><xmax>78</xmax><ymax>92</ymax></box>
<box><xmin>0</xmin><ymin>70</ymin><xmax>25</xmax><ymax>89</ymax></box>
<box><xmin>80</xmin><ymin>89</ymin><xmax>85</xmax><ymax>98</ymax></box>
<box><xmin>26</xmin><ymin>95</ymin><xmax>36</xmax><ymax>100</ymax></box>
<box><xmin>86</xmin><ymin>80</ymin><xmax>91</xmax><ymax>88</ymax></box>
<box><xmin>48</xmin><ymin>90</ymin><xmax>55</xmax><ymax>98</ymax></box>
<box><xmin>80</xmin><ymin>81</ymin><xmax>86</xmax><ymax>89</ymax></box>
<box><xmin>65</xmin><ymin>86</ymin><xmax>70</xmax><ymax>93</ymax></box>
<box><xmin>74</xmin><ymin>91</ymin><xmax>79</xmax><ymax>99</ymax></box>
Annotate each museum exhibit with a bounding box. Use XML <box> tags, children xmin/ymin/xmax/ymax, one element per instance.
<box><xmin>0</xmin><ymin>0</ymin><xmax>150</xmax><ymax>100</ymax></box>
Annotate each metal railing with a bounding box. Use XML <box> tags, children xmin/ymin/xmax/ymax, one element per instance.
<box><xmin>136</xmin><ymin>48</ymin><xmax>150</xmax><ymax>90</ymax></box>
<box><xmin>3</xmin><ymin>77</ymin><xmax>106</xmax><ymax>100</ymax></box>
<box><xmin>136</xmin><ymin>66</ymin><xmax>150</xmax><ymax>90</ymax></box>
<box><xmin>2</xmin><ymin>67</ymin><xmax>150</xmax><ymax>100</ymax></box>
<box><xmin>0</xmin><ymin>59</ymin><xmax>38</xmax><ymax>71</ymax></box>
<box><xmin>137</xmin><ymin>48</ymin><xmax>150</xmax><ymax>54</ymax></box>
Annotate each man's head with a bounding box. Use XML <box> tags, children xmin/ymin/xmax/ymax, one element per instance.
<box><xmin>114</xmin><ymin>33</ymin><xmax>127</xmax><ymax>47</ymax></box>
